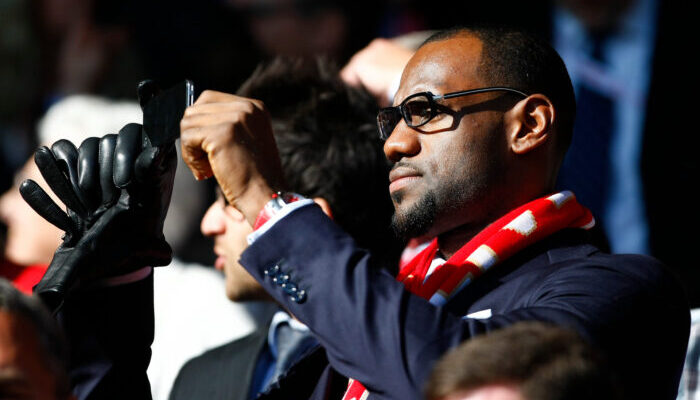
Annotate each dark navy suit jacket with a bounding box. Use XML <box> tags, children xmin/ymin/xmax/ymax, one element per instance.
<box><xmin>239</xmin><ymin>205</ymin><xmax>690</xmax><ymax>400</ymax></box>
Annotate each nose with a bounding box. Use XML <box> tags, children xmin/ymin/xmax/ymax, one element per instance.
<box><xmin>383</xmin><ymin>121</ymin><xmax>421</xmax><ymax>163</ymax></box>
<box><xmin>201</xmin><ymin>201</ymin><xmax>226</xmax><ymax>237</ymax></box>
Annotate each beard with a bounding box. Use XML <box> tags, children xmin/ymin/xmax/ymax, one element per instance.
<box><xmin>391</xmin><ymin>190</ymin><xmax>437</xmax><ymax>240</ymax></box>
<box><xmin>390</xmin><ymin>167</ymin><xmax>489</xmax><ymax>241</ymax></box>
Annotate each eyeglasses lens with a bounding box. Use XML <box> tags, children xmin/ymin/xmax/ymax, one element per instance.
<box><xmin>403</xmin><ymin>98</ymin><xmax>433</xmax><ymax>127</ymax></box>
<box><xmin>377</xmin><ymin>107</ymin><xmax>402</xmax><ymax>140</ymax></box>
<box><xmin>377</xmin><ymin>94</ymin><xmax>435</xmax><ymax>140</ymax></box>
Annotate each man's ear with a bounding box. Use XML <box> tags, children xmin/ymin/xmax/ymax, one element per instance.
<box><xmin>506</xmin><ymin>94</ymin><xmax>554</xmax><ymax>155</ymax></box>
<box><xmin>313</xmin><ymin>197</ymin><xmax>334</xmax><ymax>219</ymax></box>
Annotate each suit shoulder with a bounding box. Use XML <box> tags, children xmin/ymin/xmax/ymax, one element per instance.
<box><xmin>557</xmin><ymin>250</ymin><xmax>678</xmax><ymax>288</ymax></box>
<box><xmin>530</xmin><ymin>247</ymin><xmax>688</xmax><ymax>314</ymax></box>
<box><xmin>182</xmin><ymin>328</ymin><xmax>266</xmax><ymax>372</ymax></box>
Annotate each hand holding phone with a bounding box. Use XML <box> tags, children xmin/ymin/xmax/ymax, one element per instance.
<box><xmin>20</xmin><ymin>79</ymin><xmax>191</xmax><ymax>312</ymax></box>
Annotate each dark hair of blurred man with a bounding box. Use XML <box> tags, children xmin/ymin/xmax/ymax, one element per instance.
<box><xmin>238</xmin><ymin>57</ymin><xmax>401</xmax><ymax>269</ymax></box>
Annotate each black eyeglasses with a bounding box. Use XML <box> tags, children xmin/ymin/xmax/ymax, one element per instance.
<box><xmin>376</xmin><ymin>87</ymin><xmax>529</xmax><ymax>140</ymax></box>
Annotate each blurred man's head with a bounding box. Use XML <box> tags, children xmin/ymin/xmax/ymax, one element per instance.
<box><xmin>424</xmin><ymin>322</ymin><xmax>620</xmax><ymax>400</ymax></box>
<box><xmin>0</xmin><ymin>279</ymin><xmax>71</xmax><ymax>399</ymax></box>
<box><xmin>201</xmin><ymin>58</ymin><xmax>398</xmax><ymax>301</ymax></box>
<box><xmin>383</xmin><ymin>27</ymin><xmax>575</xmax><ymax>245</ymax></box>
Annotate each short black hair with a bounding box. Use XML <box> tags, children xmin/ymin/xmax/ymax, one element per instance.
<box><xmin>423</xmin><ymin>26</ymin><xmax>576</xmax><ymax>155</ymax></box>
<box><xmin>238</xmin><ymin>58</ymin><xmax>401</xmax><ymax>266</ymax></box>
<box><xmin>424</xmin><ymin>322</ymin><xmax>621</xmax><ymax>400</ymax></box>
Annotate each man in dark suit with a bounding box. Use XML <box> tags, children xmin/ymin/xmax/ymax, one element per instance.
<box><xmin>169</xmin><ymin>58</ymin><xmax>400</xmax><ymax>400</ymax></box>
<box><xmin>180</xmin><ymin>25</ymin><xmax>689</xmax><ymax>399</ymax></box>
<box><xmin>343</xmin><ymin>1</ymin><xmax>699</xmax><ymax>307</ymax></box>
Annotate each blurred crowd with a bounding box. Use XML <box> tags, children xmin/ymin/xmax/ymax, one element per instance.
<box><xmin>0</xmin><ymin>0</ymin><xmax>696</xmax><ymax>400</ymax></box>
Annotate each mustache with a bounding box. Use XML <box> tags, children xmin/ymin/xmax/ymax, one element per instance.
<box><xmin>390</xmin><ymin>161</ymin><xmax>424</xmax><ymax>176</ymax></box>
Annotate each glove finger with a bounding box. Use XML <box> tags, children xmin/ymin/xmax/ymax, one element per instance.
<box><xmin>114</xmin><ymin>123</ymin><xmax>143</xmax><ymax>188</ymax></box>
<box><xmin>52</xmin><ymin>140</ymin><xmax>91</xmax><ymax>212</ymax></box>
<box><xmin>134</xmin><ymin>142</ymin><xmax>176</xmax><ymax>184</ymax></box>
<box><xmin>134</xmin><ymin>146</ymin><xmax>159</xmax><ymax>184</ymax></box>
<box><xmin>99</xmin><ymin>134</ymin><xmax>119</xmax><ymax>206</ymax></box>
<box><xmin>33</xmin><ymin>247</ymin><xmax>81</xmax><ymax>314</ymax></box>
<box><xmin>34</xmin><ymin>146</ymin><xmax>88</xmax><ymax>218</ymax></box>
<box><xmin>77</xmin><ymin>137</ymin><xmax>100</xmax><ymax>210</ymax></box>
<box><xmin>19</xmin><ymin>179</ymin><xmax>76</xmax><ymax>235</ymax></box>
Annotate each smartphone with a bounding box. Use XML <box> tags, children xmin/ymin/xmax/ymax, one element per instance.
<box><xmin>142</xmin><ymin>80</ymin><xmax>195</xmax><ymax>147</ymax></box>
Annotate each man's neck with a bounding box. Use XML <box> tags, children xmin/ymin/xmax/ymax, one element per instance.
<box><xmin>435</xmin><ymin>190</ymin><xmax>550</xmax><ymax>259</ymax></box>
<box><xmin>436</xmin><ymin>224</ymin><xmax>485</xmax><ymax>259</ymax></box>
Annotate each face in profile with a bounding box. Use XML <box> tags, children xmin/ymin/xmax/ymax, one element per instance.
<box><xmin>0</xmin><ymin>160</ymin><xmax>63</xmax><ymax>266</ymax></box>
<box><xmin>384</xmin><ymin>35</ymin><xmax>509</xmax><ymax>240</ymax></box>
<box><xmin>200</xmin><ymin>192</ymin><xmax>269</xmax><ymax>302</ymax></box>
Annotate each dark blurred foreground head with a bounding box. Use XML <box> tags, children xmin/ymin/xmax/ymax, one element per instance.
<box><xmin>0</xmin><ymin>278</ymin><xmax>71</xmax><ymax>400</ymax></box>
<box><xmin>424</xmin><ymin>322</ymin><xmax>621</xmax><ymax>400</ymax></box>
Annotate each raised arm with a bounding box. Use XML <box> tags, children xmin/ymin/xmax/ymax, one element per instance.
<box><xmin>238</xmin><ymin>206</ymin><xmax>688</xmax><ymax>400</ymax></box>
<box><xmin>21</xmin><ymin>123</ymin><xmax>177</xmax><ymax>399</ymax></box>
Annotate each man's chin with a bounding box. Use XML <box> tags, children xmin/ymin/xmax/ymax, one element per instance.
<box><xmin>391</xmin><ymin>192</ymin><xmax>437</xmax><ymax>240</ymax></box>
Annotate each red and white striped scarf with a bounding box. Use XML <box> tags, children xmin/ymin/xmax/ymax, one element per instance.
<box><xmin>342</xmin><ymin>191</ymin><xmax>594</xmax><ymax>400</ymax></box>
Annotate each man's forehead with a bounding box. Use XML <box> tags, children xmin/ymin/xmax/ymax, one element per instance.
<box><xmin>396</xmin><ymin>35</ymin><xmax>485</xmax><ymax>103</ymax></box>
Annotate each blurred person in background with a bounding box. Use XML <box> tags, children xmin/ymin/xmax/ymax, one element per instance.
<box><xmin>1</xmin><ymin>0</ymin><xmax>144</xmax><ymax>208</ymax></box>
<box><xmin>0</xmin><ymin>278</ymin><xmax>72</xmax><ymax>400</ymax></box>
<box><xmin>1</xmin><ymin>0</ymin><xmax>260</xmax><ymax>197</ymax></box>
<box><xmin>35</xmin><ymin>0</ymin><xmax>141</xmax><ymax>102</ymax></box>
<box><xmin>170</xmin><ymin>57</ymin><xmax>400</xmax><ymax>400</ymax></box>
<box><xmin>226</xmin><ymin>0</ymin><xmax>381</xmax><ymax>62</ymax></box>
<box><xmin>0</xmin><ymin>0</ymin><xmax>42</xmax><ymax>193</ymax></box>
<box><xmin>0</xmin><ymin>157</ymin><xmax>62</xmax><ymax>293</ymax></box>
<box><xmin>424</xmin><ymin>322</ymin><xmax>621</xmax><ymax>400</ymax></box>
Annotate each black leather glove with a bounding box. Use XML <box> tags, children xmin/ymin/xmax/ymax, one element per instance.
<box><xmin>20</xmin><ymin>123</ymin><xmax>176</xmax><ymax>312</ymax></box>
